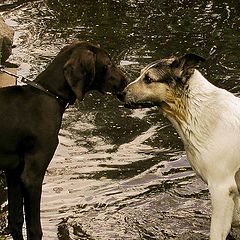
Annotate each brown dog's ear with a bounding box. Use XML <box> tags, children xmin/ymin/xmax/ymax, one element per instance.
<box><xmin>64</xmin><ymin>48</ymin><xmax>96</xmax><ymax>101</ymax></box>
<box><xmin>171</xmin><ymin>53</ymin><xmax>205</xmax><ymax>81</ymax></box>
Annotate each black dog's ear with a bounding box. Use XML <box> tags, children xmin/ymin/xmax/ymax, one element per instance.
<box><xmin>64</xmin><ymin>48</ymin><xmax>96</xmax><ymax>101</ymax></box>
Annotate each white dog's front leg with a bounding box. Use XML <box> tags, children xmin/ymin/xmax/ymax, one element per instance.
<box><xmin>233</xmin><ymin>197</ymin><xmax>240</xmax><ymax>229</ymax></box>
<box><xmin>209</xmin><ymin>182</ymin><xmax>236</xmax><ymax>240</ymax></box>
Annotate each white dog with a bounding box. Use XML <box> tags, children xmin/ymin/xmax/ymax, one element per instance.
<box><xmin>122</xmin><ymin>54</ymin><xmax>240</xmax><ymax>240</ymax></box>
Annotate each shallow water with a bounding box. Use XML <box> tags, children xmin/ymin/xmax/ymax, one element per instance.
<box><xmin>0</xmin><ymin>0</ymin><xmax>240</xmax><ymax>239</ymax></box>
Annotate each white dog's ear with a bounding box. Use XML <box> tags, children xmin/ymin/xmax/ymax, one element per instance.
<box><xmin>171</xmin><ymin>53</ymin><xmax>205</xmax><ymax>69</ymax></box>
<box><xmin>170</xmin><ymin>53</ymin><xmax>205</xmax><ymax>80</ymax></box>
<box><xmin>180</xmin><ymin>53</ymin><xmax>205</xmax><ymax>68</ymax></box>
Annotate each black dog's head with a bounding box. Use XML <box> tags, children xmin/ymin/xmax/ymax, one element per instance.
<box><xmin>63</xmin><ymin>41</ymin><xmax>128</xmax><ymax>101</ymax></box>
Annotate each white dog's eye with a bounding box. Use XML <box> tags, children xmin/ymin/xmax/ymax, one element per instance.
<box><xmin>144</xmin><ymin>75</ymin><xmax>153</xmax><ymax>84</ymax></box>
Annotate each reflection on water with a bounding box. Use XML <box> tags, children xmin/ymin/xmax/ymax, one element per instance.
<box><xmin>1</xmin><ymin>0</ymin><xmax>240</xmax><ymax>239</ymax></box>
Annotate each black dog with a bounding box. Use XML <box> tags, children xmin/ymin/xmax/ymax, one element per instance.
<box><xmin>0</xmin><ymin>41</ymin><xmax>127</xmax><ymax>240</ymax></box>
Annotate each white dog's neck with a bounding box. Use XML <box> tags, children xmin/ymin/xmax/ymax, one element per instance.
<box><xmin>165</xmin><ymin>70</ymin><xmax>221</xmax><ymax>156</ymax></box>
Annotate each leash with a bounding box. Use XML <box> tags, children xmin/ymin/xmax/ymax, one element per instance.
<box><xmin>0</xmin><ymin>65</ymin><xmax>69</xmax><ymax>107</ymax></box>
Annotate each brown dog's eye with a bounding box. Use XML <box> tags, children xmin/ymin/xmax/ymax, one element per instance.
<box><xmin>144</xmin><ymin>75</ymin><xmax>152</xmax><ymax>84</ymax></box>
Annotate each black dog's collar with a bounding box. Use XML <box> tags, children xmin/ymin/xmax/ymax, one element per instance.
<box><xmin>0</xmin><ymin>65</ymin><xmax>70</xmax><ymax>107</ymax></box>
<box><xmin>22</xmin><ymin>79</ymin><xmax>70</xmax><ymax>106</ymax></box>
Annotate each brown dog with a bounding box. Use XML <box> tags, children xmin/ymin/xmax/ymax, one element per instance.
<box><xmin>0</xmin><ymin>41</ymin><xmax>127</xmax><ymax>240</ymax></box>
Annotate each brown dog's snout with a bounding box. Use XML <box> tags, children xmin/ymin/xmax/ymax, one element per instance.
<box><xmin>116</xmin><ymin>88</ymin><xmax>127</xmax><ymax>102</ymax></box>
<box><xmin>117</xmin><ymin>67</ymin><xmax>129</xmax><ymax>88</ymax></box>
<box><xmin>110</xmin><ymin>67</ymin><xmax>129</xmax><ymax>101</ymax></box>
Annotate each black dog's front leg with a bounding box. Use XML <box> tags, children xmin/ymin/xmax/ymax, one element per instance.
<box><xmin>22</xmin><ymin>179</ymin><xmax>43</xmax><ymax>240</ymax></box>
<box><xmin>21</xmin><ymin>157</ymin><xmax>45</xmax><ymax>240</ymax></box>
<box><xmin>21</xmin><ymin>138</ymin><xmax>59</xmax><ymax>240</ymax></box>
<box><xmin>6</xmin><ymin>168</ymin><xmax>24</xmax><ymax>240</ymax></box>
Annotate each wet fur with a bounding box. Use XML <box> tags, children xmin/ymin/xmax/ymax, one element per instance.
<box><xmin>123</xmin><ymin>54</ymin><xmax>240</xmax><ymax>240</ymax></box>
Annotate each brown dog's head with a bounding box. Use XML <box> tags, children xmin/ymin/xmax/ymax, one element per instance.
<box><xmin>122</xmin><ymin>54</ymin><xmax>205</xmax><ymax>120</ymax></box>
<box><xmin>63</xmin><ymin>41</ymin><xmax>128</xmax><ymax>101</ymax></box>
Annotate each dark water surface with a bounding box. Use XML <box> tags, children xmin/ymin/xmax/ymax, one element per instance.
<box><xmin>0</xmin><ymin>0</ymin><xmax>240</xmax><ymax>239</ymax></box>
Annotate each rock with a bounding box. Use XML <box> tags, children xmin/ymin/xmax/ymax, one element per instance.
<box><xmin>0</xmin><ymin>15</ymin><xmax>14</xmax><ymax>64</ymax></box>
<box><xmin>0</xmin><ymin>16</ymin><xmax>16</xmax><ymax>87</ymax></box>
<box><xmin>0</xmin><ymin>67</ymin><xmax>17</xmax><ymax>87</ymax></box>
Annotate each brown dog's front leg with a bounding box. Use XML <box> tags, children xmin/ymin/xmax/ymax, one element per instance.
<box><xmin>22</xmin><ymin>180</ymin><xmax>43</xmax><ymax>240</ymax></box>
<box><xmin>6</xmin><ymin>168</ymin><xmax>24</xmax><ymax>240</ymax></box>
<box><xmin>21</xmin><ymin>159</ymin><xmax>45</xmax><ymax>240</ymax></box>
<box><xmin>20</xmin><ymin>139</ymin><xmax>58</xmax><ymax>240</ymax></box>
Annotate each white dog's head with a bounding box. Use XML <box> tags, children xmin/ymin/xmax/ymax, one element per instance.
<box><xmin>122</xmin><ymin>53</ymin><xmax>205</xmax><ymax>120</ymax></box>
